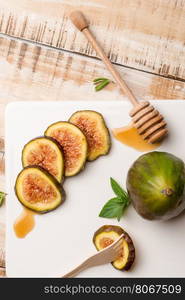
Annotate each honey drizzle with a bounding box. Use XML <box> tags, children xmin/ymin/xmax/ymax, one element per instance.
<box><xmin>112</xmin><ymin>124</ymin><xmax>160</xmax><ymax>151</ymax></box>
<box><xmin>14</xmin><ymin>208</ymin><xmax>35</xmax><ymax>238</ymax></box>
<box><xmin>13</xmin><ymin>124</ymin><xmax>159</xmax><ymax>239</ymax></box>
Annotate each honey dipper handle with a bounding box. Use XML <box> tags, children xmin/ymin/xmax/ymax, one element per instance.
<box><xmin>70</xmin><ymin>10</ymin><xmax>138</xmax><ymax>107</ymax></box>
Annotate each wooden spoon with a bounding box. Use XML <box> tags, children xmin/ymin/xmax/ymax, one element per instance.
<box><xmin>70</xmin><ymin>11</ymin><xmax>168</xmax><ymax>144</ymax></box>
<box><xmin>62</xmin><ymin>234</ymin><xmax>124</xmax><ymax>278</ymax></box>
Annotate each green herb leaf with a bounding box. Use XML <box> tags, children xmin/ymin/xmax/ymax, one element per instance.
<box><xmin>95</xmin><ymin>79</ymin><xmax>110</xmax><ymax>91</ymax></box>
<box><xmin>0</xmin><ymin>192</ymin><xmax>5</xmax><ymax>207</ymax></box>
<box><xmin>93</xmin><ymin>77</ymin><xmax>111</xmax><ymax>91</ymax></box>
<box><xmin>99</xmin><ymin>178</ymin><xmax>130</xmax><ymax>221</ymax></box>
<box><xmin>99</xmin><ymin>197</ymin><xmax>125</xmax><ymax>221</ymax></box>
<box><xmin>110</xmin><ymin>177</ymin><xmax>128</xmax><ymax>198</ymax></box>
<box><xmin>93</xmin><ymin>77</ymin><xmax>109</xmax><ymax>83</ymax></box>
<box><xmin>116</xmin><ymin>205</ymin><xmax>125</xmax><ymax>221</ymax></box>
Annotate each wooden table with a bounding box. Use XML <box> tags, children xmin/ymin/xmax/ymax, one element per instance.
<box><xmin>0</xmin><ymin>0</ymin><xmax>185</xmax><ymax>277</ymax></box>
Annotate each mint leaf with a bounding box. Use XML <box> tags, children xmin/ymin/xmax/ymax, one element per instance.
<box><xmin>116</xmin><ymin>206</ymin><xmax>125</xmax><ymax>221</ymax></box>
<box><xmin>110</xmin><ymin>177</ymin><xmax>128</xmax><ymax>198</ymax></box>
<box><xmin>93</xmin><ymin>77</ymin><xmax>111</xmax><ymax>91</ymax></box>
<box><xmin>99</xmin><ymin>178</ymin><xmax>130</xmax><ymax>221</ymax></box>
<box><xmin>0</xmin><ymin>192</ymin><xmax>5</xmax><ymax>207</ymax></box>
<box><xmin>99</xmin><ymin>197</ymin><xmax>125</xmax><ymax>221</ymax></box>
<box><xmin>93</xmin><ymin>77</ymin><xmax>109</xmax><ymax>83</ymax></box>
<box><xmin>95</xmin><ymin>79</ymin><xmax>110</xmax><ymax>91</ymax></box>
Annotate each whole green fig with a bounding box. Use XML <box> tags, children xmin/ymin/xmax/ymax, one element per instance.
<box><xmin>126</xmin><ymin>151</ymin><xmax>185</xmax><ymax>220</ymax></box>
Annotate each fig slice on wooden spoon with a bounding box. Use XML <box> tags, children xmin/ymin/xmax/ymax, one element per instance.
<box><xmin>93</xmin><ymin>225</ymin><xmax>135</xmax><ymax>271</ymax></box>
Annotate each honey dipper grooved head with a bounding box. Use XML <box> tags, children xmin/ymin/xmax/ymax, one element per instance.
<box><xmin>129</xmin><ymin>101</ymin><xmax>168</xmax><ymax>144</ymax></box>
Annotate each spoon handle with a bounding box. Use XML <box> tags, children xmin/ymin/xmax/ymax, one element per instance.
<box><xmin>70</xmin><ymin>10</ymin><xmax>138</xmax><ymax>107</ymax></box>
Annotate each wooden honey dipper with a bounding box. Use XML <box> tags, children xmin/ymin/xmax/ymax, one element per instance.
<box><xmin>70</xmin><ymin>11</ymin><xmax>168</xmax><ymax>144</ymax></box>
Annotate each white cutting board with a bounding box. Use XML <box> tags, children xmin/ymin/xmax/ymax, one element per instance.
<box><xmin>5</xmin><ymin>100</ymin><xmax>185</xmax><ymax>278</ymax></box>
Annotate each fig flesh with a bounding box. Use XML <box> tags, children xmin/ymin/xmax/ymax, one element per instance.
<box><xmin>22</xmin><ymin>137</ymin><xmax>64</xmax><ymax>183</ymax></box>
<box><xmin>15</xmin><ymin>166</ymin><xmax>65</xmax><ymax>213</ymax></box>
<box><xmin>45</xmin><ymin>122</ymin><xmax>88</xmax><ymax>177</ymax></box>
<box><xmin>93</xmin><ymin>225</ymin><xmax>135</xmax><ymax>271</ymax></box>
<box><xmin>69</xmin><ymin>110</ymin><xmax>111</xmax><ymax>161</ymax></box>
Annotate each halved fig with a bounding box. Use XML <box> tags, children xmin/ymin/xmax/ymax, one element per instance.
<box><xmin>22</xmin><ymin>137</ymin><xmax>64</xmax><ymax>183</ymax></box>
<box><xmin>45</xmin><ymin>121</ymin><xmax>88</xmax><ymax>177</ymax></box>
<box><xmin>15</xmin><ymin>166</ymin><xmax>65</xmax><ymax>213</ymax></box>
<box><xmin>69</xmin><ymin>110</ymin><xmax>111</xmax><ymax>161</ymax></box>
<box><xmin>93</xmin><ymin>225</ymin><xmax>135</xmax><ymax>271</ymax></box>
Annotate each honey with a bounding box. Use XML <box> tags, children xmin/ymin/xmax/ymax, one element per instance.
<box><xmin>112</xmin><ymin>124</ymin><xmax>160</xmax><ymax>152</ymax></box>
<box><xmin>14</xmin><ymin>208</ymin><xmax>35</xmax><ymax>238</ymax></box>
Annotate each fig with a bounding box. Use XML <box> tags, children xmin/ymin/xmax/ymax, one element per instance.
<box><xmin>126</xmin><ymin>151</ymin><xmax>185</xmax><ymax>220</ymax></box>
<box><xmin>15</xmin><ymin>166</ymin><xmax>65</xmax><ymax>213</ymax></box>
<box><xmin>93</xmin><ymin>225</ymin><xmax>135</xmax><ymax>271</ymax></box>
<box><xmin>69</xmin><ymin>110</ymin><xmax>111</xmax><ymax>161</ymax></box>
<box><xmin>45</xmin><ymin>122</ymin><xmax>88</xmax><ymax>177</ymax></box>
<box><xmin>22</xmin><ymin>137</ymin><xmax>64</xmax><ymax>183</ymax></box>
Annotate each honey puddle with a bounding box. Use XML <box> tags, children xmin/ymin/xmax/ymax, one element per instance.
<box><xmin>112</xmin><ymin>124</ymin><xmax>160</xmax><ymax>152</ymax></box>
<box><xmin>14</xmin><ymin>208</ymin><xmax>35</xmax><ymax>238</ymax></box>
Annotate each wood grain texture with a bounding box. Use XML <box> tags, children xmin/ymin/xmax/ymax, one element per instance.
<box><xmin>0</xmin><ymin>0</ymin><xmax>185</xmax><ymax>79</ymax></box>
<box><xmin>0</xmin><ymin>0</ymin><xmax>185</xmax><ymax>277</ymax></box>
<box><xmin>0</xmin><ymin>267</ymin><xmax>6</xmax><ymax>277</ymax></box>
<box><xmin>0</xmin><ymin>35</ymin><xmax>185</xmax><ymax>274</ymax></box>
<box><xmin>0</xmin><ymin>150</ymin><xmax>5</xmax><ymax>271</ymax></box>
<box><xmin>0</xmin><ymin>35</ymin><xmax>184</xmax><ymax>137</ymax></box>
<box><xmin>0</xmin><ymin>222</ymin><xmax>5</xmax><ymax>270</ymax></box>
<box><xmin>0</xmin><ymin>36</ymin><xmax>185</xmax><ymax>102</ymax></box>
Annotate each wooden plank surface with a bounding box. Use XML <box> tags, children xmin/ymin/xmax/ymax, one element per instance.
<box><xmin>0</xmin><ymin>0</ymin><xmax>185</xmax><ymax>277</ymax></box>
<box><xmin>0</xmin><ymin>35</ymin><xmax>185</xmax><ymax>137</ymax></box>
<box><xmin>0</xmin><ymin>268</ymin><xmax>5</xmax><ymax>277</ymax></box>
<box><xmin>0</xmin><ymin>222</ymin><xmax>5</xmax><ymax>269</ymax></box>
<box><xmin>0</xmin><ymin>146</ymin><xmax>5</xmax><ymax>274</ymax></box>
<box><xmin>0</xmin><ymin>35</ymin><xmax>185</xmax><ymax>275</ymax></box>
<box><xmin>0</xmin><ymin>0</ymin><xmax>185</xmax><ymax>79</ymax></box>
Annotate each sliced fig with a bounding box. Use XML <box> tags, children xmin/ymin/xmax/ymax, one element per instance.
<box><xmin>45</xmin><ymin>121</ymin><xmax>88</xmax><ymax>177</ymax></box>
<box><xmin>15</xmin><ymin>166</ymin><xmax>65</xmax><ymax>213</ymax></box>
<box><xmin>69</xmin><ymin>110</ymin><xmax>111</xmax><ymax>161</ymax></box>
<box><xmin>93</xmin><ymin>225</ymin><xmax>135</xmax><ymax>271</ymax></box>
<box><xmin>22</xmin><ymin>137</ymin><xmax>64</xmax><ymax>183</ymax></box>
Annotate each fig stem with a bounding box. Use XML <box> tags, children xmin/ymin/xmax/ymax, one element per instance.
<box><xmin>161</xmin><ymin>188</ymin><xmax>174</xmax><ymax>196</ymax></box>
